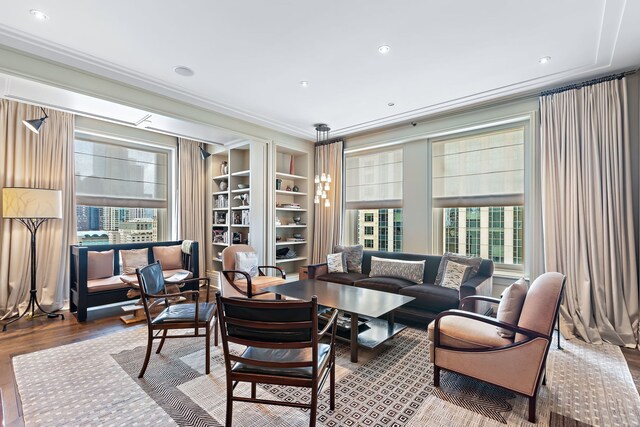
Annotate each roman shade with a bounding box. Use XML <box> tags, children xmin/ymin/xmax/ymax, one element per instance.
<box><xmin>74</xmin><ymin>136</ymin><xmax>168</xmax><ymax>208</ymax></box>
<box><xmin>345</xmin><ymin>148</ymin><xmax>402</xmax><ymax>209</ymax></box>
<box><xmin>432</xmin><ymin>127</ymin><xmax>524</xmax><ymax>208</ymax></box>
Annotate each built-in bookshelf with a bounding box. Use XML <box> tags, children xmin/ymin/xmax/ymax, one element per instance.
<box><xmin>274</xmin><ymin>146</ymin><xmax>311</xmax><ymax>279</ymax></box>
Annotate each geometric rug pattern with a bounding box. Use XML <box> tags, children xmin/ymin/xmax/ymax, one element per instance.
<box><xmin>13</xmin><ymin>325</ymin><xmax>640</xmax><ymax>426</ymax></box>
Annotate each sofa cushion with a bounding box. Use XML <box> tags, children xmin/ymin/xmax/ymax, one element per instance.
<box><xmin>369</xmin><ymin>256</ymin><xmax>425</xmax><ymax>284</ymax></box>
<box><xmin>496</xmin><ymin>278</ymin><xmax>528</xmax><ymax>337</ymax></box>
<box><xmin>434</xmin><ymin>252</ymin><xmax>482</xmax><ymax>286</ymax></box>
<box><xmin>355</xmin><ymin>277</ymin><xmax>415</xmax><ymax>294</ymax></box>
<box><xmin>316</xmin><ymin>272</ymin><xmax>368</xmax><ymax>286</ymax></box>
<box><xmin>152</xmin><ymin>245</ymin><xmax>183</xmax><ymax>270</ymax></box>
<box><xmin>327</xmin><ymin>252</ymin><xmax>348</xmax><ymax>273</ymax></box>
<box><xmin>87</xmin><ymin>275</ymin><xmax>129</xmax><ymax>293</ymax></box>
<box><xmin>121</xmin><ymin>248</ymin><xmax>149</xmax><ymax>274</ymax></box>
<box><xmin>333</xmin><ymin>244</ymin><xmax>363</xmax><ymax>273</ymax></box>
<box><xmin>399</xmin><ymin>284</ymin><xmax>459</xmax><ymax>312</ymax></box>
<box><xmin>87</xmin><ymin>250</ymin><xmax>114</xmax><ymax>280</ymax></box>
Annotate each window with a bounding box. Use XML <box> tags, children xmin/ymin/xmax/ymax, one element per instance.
<box><xmin>345</xmin><ymin>148</ymin><xmax>403</xmax><ymax>252</ymax></box>
<box><xmin>74</xmin><ymin>135</ymin><xmax>171</xmax><ymax>245</ymax></box>
<box><xmin>433</xmin><ymin>127</ymin><xmax>524</xmax><ymax>269</ymax></box>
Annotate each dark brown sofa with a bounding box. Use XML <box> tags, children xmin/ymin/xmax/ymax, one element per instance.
<box><xmin>306</xmin><ymin>250</ymin><xmax>494</xmax><ymax>324</ymax></box>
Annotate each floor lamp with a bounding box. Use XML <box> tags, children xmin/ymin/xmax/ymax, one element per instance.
<box><xmin>2</xmin><ymin>188</ymin><xmax>64</xmax><ymax>331</ymax></box>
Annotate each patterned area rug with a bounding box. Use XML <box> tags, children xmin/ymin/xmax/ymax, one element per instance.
<box><xmin>13</xmin><ymin>326</ymin><xmax>640</xmax><ymax>426</ymax></box>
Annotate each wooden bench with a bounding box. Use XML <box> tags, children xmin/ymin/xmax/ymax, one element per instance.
<box><xmin>69</xmin><ymin>240</ymin><xmax>199</xmax><ymax>322</ymax></box>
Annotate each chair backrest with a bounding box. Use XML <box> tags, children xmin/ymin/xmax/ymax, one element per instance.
<box><xmin>137</xmin><ymin>261</ymin><xmax>166</xmax><ymax>297</ymax></box>
<box><xmin>221</xmin><ymin>244</ymin><xmax>256</xmax><ymax>271</ymax></box>
<box><xmin>515</xmin><ymin>272</ymin><xmax>566</xmax><ymax>342</ymax></box>
<box><xmin>216</xmin><ymin>293</ymin><xmax>319</xmax><ymax>372</ymax></box>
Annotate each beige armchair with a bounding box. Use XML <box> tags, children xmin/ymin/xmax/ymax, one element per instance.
<box><xmin>428</xmin><ymin>272</ymin><xmax>566</xmax><ymax>423</ymax></box>
<box><xmin>221</xmin><ymin>245</ymin><xmax>287</xmax><ymax>298</ymax></box>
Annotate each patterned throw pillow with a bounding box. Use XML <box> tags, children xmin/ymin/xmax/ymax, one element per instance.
<box><xmin>496</xmin><ymin>278</ymin><xmax>528</xmax><ymax>337</ymax></box>
<box><xmin>333</xmin><ymin>244</ymin><xmax>363</xmax><ymax>273</ymax></box>
<box><xmin>234</xmin><ymin>252</ymin><xmax>259</xmax><ymax>281</ymax></box>
<box><xmin>440</xmin><ymin>260</ymin><xmax>472</xmax><ymax>290</ymax></box>
<box><xmin>327</xmin><ymin>252</ymin><xmax>347</xmax><ymax>273</ymax></box>
<box><xmin>369</xmin><ymin>256</ymin><xmax>425</xmax><ymax>284</ymax></box>
<box><xmin>434</xmin><ymin>252</ymin><xmax>482</xmax><ymax>286</ymax></box>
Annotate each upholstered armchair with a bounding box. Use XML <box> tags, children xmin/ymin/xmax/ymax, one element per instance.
<box><xmin>221</xmin><ymin>245</ymin><xmax>286</xmax><ymax>298</ymax></box>
<box><xmin>428</xmin><ymin>272</ymin><xmax>566</xmax><ymax>423</ymax></box>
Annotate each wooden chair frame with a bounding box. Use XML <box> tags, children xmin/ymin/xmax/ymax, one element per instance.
<box><xmin>216</xmin><ymin>293</ymin><xmax>339</xmax><ymax>427</ymax></box>
<box><xmin>136</xmin><ymin>262</ymin><xmax>217</xmax><ymax>378</ymax></box>
<box><xmin>432</xmin><ymin>276</ymin><xmax>566</xmax><ymax>422</ymax></box>
<box><xmin>221</xmin><ymin>265</ymin><xmax>286</xmax><ymax>298</ymax></box>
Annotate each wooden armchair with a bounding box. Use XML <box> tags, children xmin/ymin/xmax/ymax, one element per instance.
<box><xmin>428</xmin><ymin>272</ymin><xmax>566</xmax><ymax>423</ymax></box>
<box><xmin>216</xmin><ymin>293</ymin><xmax>339</xmax><ymax>427</ymax></box>
<box><xmin>221</xmin><ymin>245</ymin><xmax>286</xmax><ymax>298</ymax></box>
<box><xmin>136</xmin><ymin>261</ymin><xmax>217</xmax><ymax>378</ymax></box>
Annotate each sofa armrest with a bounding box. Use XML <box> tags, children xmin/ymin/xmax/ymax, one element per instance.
<box><xmin>306</xmin><ymin>263</ymin><xmax>328</xmax><ymax>279</ymax></box>
<box><xmin>459</xmin><ymin>274</ymin><xmax>493</xmax><ymax>315</ymax></box>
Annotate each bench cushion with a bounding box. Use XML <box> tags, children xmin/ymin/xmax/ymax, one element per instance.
<box><xmin>121</xmin><ymin>248</ymin><xmax>149</xmax><ymax>274</ymax></box>
<box><xmin>87</xmin><ymin>275</ymin><xmax>128</xmax><ymax>293</ymax></box>
<box><xmin>87</xmin><ymin>250</ymin><xmax>114</xmax><ymax>280</ymax></box>
<box><xmin>153</xmin><ymin>245</ymin><xmax>183</xmax><ymax>270</ymax></box>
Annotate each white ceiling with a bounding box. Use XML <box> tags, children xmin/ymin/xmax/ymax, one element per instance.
<box><xmin>0</xmin><ymin>0</ymin><xmax>639</xmax><ymax>140</ymax></box>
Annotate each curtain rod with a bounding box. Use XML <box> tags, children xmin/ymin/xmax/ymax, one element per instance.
<box><xmin>540</xmin><ymin>70</ymin><xmax>636</xmax><ymax>97</ymax></box>
<box><xmin>315</xmin><ymin>138</ymin><xmax>344</xmax><ymax>147</ymax></box>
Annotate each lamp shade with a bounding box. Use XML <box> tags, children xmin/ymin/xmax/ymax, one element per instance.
<box><xmin>22</xmin><ymin>118</ymin><xmax>45</xmax><ymax>134</ymax></box>
<box><xmin>2</xmin><ymin>188</ymin><xmax>62</xmax><ymax>219</ymax></box>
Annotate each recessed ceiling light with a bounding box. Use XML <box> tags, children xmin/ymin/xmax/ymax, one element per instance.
<box><xmin>300</xmin><ymin>81</ymin><xmax>309</xmax><ymax>87</ymax></box>
<box><xmin>378</xmin><ymin>45</ymin><xmax>391</xmax><ymax>55</ymax></box>
<box><xmin>539</xmin><ymin>56</ymin><xmax>551</xmax><ymax>64</ymax></box>
<box><xmin>387</xmin><ymin>102</ymin><xmax>395</xmax><ymax>107</ymax></box>
<box><xmin>29</xmin><ymin>9</ymin><xmax>49</xmax><ymax>20</ymax></box>
<box><xmin>173</xmin><ymin>66</ymin><xmax>194</xmax><ymax>77</ymax></box>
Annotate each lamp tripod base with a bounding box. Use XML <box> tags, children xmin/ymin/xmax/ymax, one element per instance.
<box><xmin>2</xmin><ymin>289</ymin><xmax>64</xmax><ymax>332</ymax></box>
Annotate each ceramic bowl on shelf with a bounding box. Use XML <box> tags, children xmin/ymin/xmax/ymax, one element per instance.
<box><xmin>292</xmin><ymin>233</ymin><xmax>303</xmax><ymax>239</ymax></box>
<box><xmin>237</xmin><ymin>183</ymin><xmax>247</xmax><ymax>189</ymax></box>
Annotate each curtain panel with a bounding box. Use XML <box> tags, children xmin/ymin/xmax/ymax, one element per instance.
<box><xmin>312</xmin><ymin>140</ymin><xmax>344</xmax><ymax>263</ymax></box>
<box><xmin>540</xmin><ymin>77</ymin><xmax>639</xmax><ymax>347</ymax></box>
<box><xmin>177</xmin><ymin>138</ymin><xmax>207</xmax><ymax>272</ymax></box>
<box><xmin>0</xmin><ymin>100</ymin><xmax>76</xmax><ymax>317</ymax></box>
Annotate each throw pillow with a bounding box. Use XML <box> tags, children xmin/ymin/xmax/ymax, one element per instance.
<box><xmin>327</xmin><ymin>252</ymin><xmax>347</xmax><ymax>273</ymax></box>
<box><xmin>234</xmin><ymin>251</ymin><xmax>259</xmax><ymax>281</ymax></box>
<box><xmin>369</xmin><ymin>256</ymin><xmax>425</xmax><ymax>284</ymax></box>
<box><xmin>434</xmin><ymin>252</ymin><xmax>482</xmax><ymax>286</ymax></box>
<box><xmin>333</xmin><ymin>244</ymin><xmax>364</xmax><ymax>273</ymax></box>
<box><xmin>87</xmin><ymin>250</ymin><xmax>114</xmax><ymax>280</ymax></box>
<box><xmin>440</xmin><ymin>260</ymin><xmax>472</xmax><ymax>290</ymax></box>
<box><xmin>152</xmin><ymin>245</ymin><xmax>183</xmax><ymax>270</ymax></box>
<box><xmin>121</xmin><ymin>248</ymin><xmax>149</xmax><ymax>274</ymax></box>
<box><xmin>496</xmin><ymin>278</ymin><xmax>528</xmax><ymax>338</ymax></box>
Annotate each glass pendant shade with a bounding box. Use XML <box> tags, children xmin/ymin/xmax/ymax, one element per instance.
<box><xmin>324</xmin><ymin>199</ymin><xmax>330</xmax><ymax>207</ymax></box>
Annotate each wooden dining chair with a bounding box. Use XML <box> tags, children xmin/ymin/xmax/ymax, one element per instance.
<box><xmin>136</xmin><ymin>261</ymin><xmax>217</xmax><ymax>378</ymax></box>
<box><xmin>216</xmin><ymin>292</ymin><xmax>339</xmax><ymax>427</ymax></box>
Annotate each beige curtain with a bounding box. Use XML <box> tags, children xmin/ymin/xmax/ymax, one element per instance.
<box><xmin>312</xmin><ymin>140</ymin><xmax>344</xmax><ymax>263</ymax></box>
<box><xmin>540</xmin><ymin>77</ymin><xmax>639</xmax><ymax>347</ymax></box>
<box><xmin>0</xmin><ymin>100</ymin><xmax>77</xmax><ymax>317</ymax></box>
<box><xmin>177</xmin><ymin>138</ymin><xmax>207</xmax><ymax>272</ymax></box>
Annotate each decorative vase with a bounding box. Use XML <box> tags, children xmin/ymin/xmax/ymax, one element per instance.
<box><xmin>289</xmin><ymin>155</ymin><xmax>295</xmax><ymax>175</ymax></box>
<box><xmin>292</xmin><ymin>185</ymin><xmax>299</xmax><ymax>192</ymax></box>
<box><xmin>276</xmin><ymin>179</ymin><xmax>282</xmax><ymax>190</ymax></box>
<box><xmin>219</xmin><ymin>180</ymin><xmax>228</xmax><ymax>191</ymax></box>
<box><xmin>220</xmin><ymin>161</ymin><xmax>228</xmax><ymax>176</ymax></box>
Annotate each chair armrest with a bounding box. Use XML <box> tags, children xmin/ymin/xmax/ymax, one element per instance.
<box><xmin>146</xmin><ymin>290</ymin><xmax>200</xmax><ymax>300</ymax></box>
<box><xmin>433</xmin><ymin>309</ymin><xmax>548</xmax><ymax>347</ymax></box>
<box><xmin>258</xmin><ymin>265</ymin><xmax>286</xmax><ymax>279</ymax></box>
<box><xmin>175</xmin><ymin>277</ymin><xmax>210</xmax><ymax>301</ymax></box>
<box><xmin>459</xmin><ymin>295</ymin><xmax>501</xmax><ymax>310</ymax></box>
<box><xmin>306</xmin><ymin>263</ymin><xmax>328</xmax><ymax>279</ymax></box>
<box><xmin>318</xmin><ymin>309</ymin><xmax>339</xmax><ymax>338</ymax></box>
<box><xmin>222</xmin><ymin>270</ymin><xmax>266</xmax><ymax>298</ymax></box>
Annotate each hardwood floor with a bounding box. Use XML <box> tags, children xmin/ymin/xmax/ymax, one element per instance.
<box><xmin>2</xmin><ymin>309</ymin><xmax>640</xmax><ymax>427</ymax></box>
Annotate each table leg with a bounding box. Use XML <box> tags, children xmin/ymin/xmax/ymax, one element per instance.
<box><xmin>350</xmin><ymin>312</ymin><xmax>359</xmax><ymax>363</ymax></box>
<box><xmin>388</xmin><ymin>310</ymin><xmax>395</xmax><ymax>337</ymax></box>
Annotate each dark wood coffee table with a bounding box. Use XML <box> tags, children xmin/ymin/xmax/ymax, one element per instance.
<box><xmin>264</xmin><ymin>279</ymin><xmax>414</xmax><ymax>362</ymax></box>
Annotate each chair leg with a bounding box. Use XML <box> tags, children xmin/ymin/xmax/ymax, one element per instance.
<box><xmin>205</xmin><ymin>327</ymin><xmax>211</xmax><ymax>375</ymax></box>
<box><xmin>214</xmin><ymin>316</ymin><xmax>219</xmax><ymax>347</ymax></box>
<box><xmin>156</xmin><ymin>330</ymin><xmax>168</xmax><ymax>354</ymax></box>
<box><xmin>528</xmin><ymin>395</ymin><xmax>537</xmax><ymax>423</ymax></box>
<box><xmin>330</xmin><ymin>360</ymin><xmax>336</xmax><ymax>411</ymax></box>
<box><xmin>310</xmin><ymin>386</ymin><xmax>318</xmax><ymax>427</ymax></box>
<box><xmin>251</xmin><ymin>382</ymin><xmax>257</xmax><ymax>399</ymax></box>
<box><xmin>433</xmin><ymin>366</ymin><xmax>440</xmax><ymax>387</ymax></box>
<box><xmin>542</xmin><ymin>371</ymin><xmax>547</xmax><ymax>385</ymax></box>
<box><xmin>138</xmin><ymin>332</ymin><xmax>154</xmax><ymax>378</ymax></box>
<box><xmin>226</xmin><ymin>380</ymin><xmax>234</xmax><ymax>427</ymax></box>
